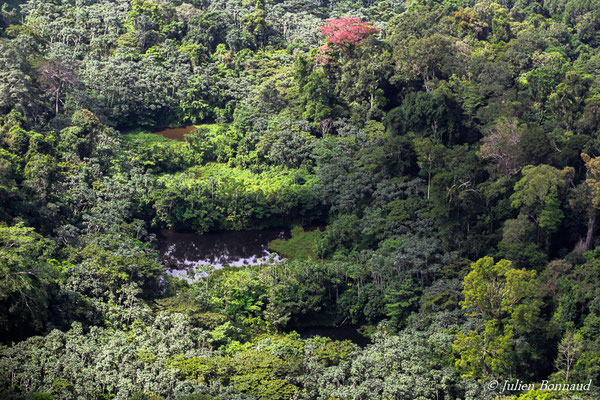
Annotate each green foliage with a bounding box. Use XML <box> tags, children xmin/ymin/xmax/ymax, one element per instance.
<box><xmin>511</xmin><ymin>165</ymin><xmax>568</xmax><ymax>234</ymax></box>
<box><xmin>461</xmin><ymin>257</ymin><xmax>541</xmax><ymax>332</ymax></box>
<box><xmin>153</xmin><ymin>163</ymin><xmax>320</xmax><ymax>232</ymax></box>
<box><xmin>269</xmin><ymin>226</ymin><xmax>320</xmax><ymax>260</ymax></box>
<box><xmin>384</xmin><ymin>278</ymin><xmax>421</xmax><ymax>328</ymax></box>
<box><xmin>387</xmin><ymin>88</ymin><xmax>466</xmax><ymax>145</ymax></box>
<box><xmin>0</xmin><ymin>315</ymin><xmax>209</xmax><ymax>399</ymax></box>
<box><xmin>512</xmin><ymin>390</ymin><xmax>564</xmax><ymax>400</ymax></box>
<box><xmin>453</xmin><ymin>319</ymin><xmax>514</xmax><ymax>378</ymax></box>
<box><xmin>310</xmin><ymin>336</ymin><xmax>357</xmax><ymax>366</ymax></box>
<box><xmin>0</xmin><ymin>224</ymin><xmax>58</xmax><ymax>341</ymax></box>
<box><xmin>314</xmin><ymin>215</ymin><xmax>363</xmax><ymax>258</ymax></box>
<box><xmin>302</xmin><ymin>329</ymin><xmax>466</xmax><ymax>399</ymax></box>
<box><xmin>2</xmin><ymin>0</ymin><xmax>600</xmax><ymax>398</ymax></box>
<box><xmin>455</xmin><ymin>257</ymin><xmax>544</xmax><ymax>380</ymax></box>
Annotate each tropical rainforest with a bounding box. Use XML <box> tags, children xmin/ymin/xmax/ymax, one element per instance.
<box><xmin>1</xmin><ymin>0</ymin><xmax>600</xmax><ymax>399</ymax></box>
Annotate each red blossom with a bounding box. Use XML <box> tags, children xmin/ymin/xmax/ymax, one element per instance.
<box><xmin>318</xmin><ymin>17</ymin><xmax>379</xmax><ymax>47</ymax></box>
<box><xmin>316</xmin><ymin>53</ymin><xmax>331</xmax><ymax>65</ymax></box>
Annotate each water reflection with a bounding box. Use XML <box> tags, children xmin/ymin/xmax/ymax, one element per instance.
<box><xmin>158</xmin><ymin>229</ymin><xmax>290</xmax><ymax>279</ymax></box>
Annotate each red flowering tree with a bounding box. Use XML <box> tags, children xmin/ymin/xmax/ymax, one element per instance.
<box><xmin>318</xmin><ymin>17</ymin><xmax>379</xmax><ymax>48</ymax></box>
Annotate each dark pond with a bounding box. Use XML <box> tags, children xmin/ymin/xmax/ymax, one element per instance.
<box><xmin>292</xmin><ymin>325</ymin><xmax>371</xmax><ymax>347</ymax></box>
<box><xmin>152</xmin><ymin>126</ymin><xmax>196</xmax><ymax>141</ymax></box>
<box><xmin>158</xmin><ymin>229</ymin><xmax>370</xmax><ymax>346</ymax></box>
<box><xmin>158</xmin><ymin>229</ymin><xmax>290</xmax><ymax>279</ymax></box>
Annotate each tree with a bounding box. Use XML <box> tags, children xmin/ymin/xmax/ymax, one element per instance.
<box><xmin>518</xmin><ymin>51</ymin><xmax>569</xmax><ymax>106</ymax></box>
<box><xmin>243</xmin><ymin>1</ymin><xmax>269</xmax><ymax>48</ymax></box>
<box><xmin>318</xmin><ymin>17</ymin><xmax>379</xmax><ymax>49</ymax></box>
<box><xmin>454</xmin><ymin>257</ymin><xmax>542</xmax><ymax>379</ymax></box>
<box><xmin>384</xmin><ymin>278</ymin><xmax>420</xmax><ymax>328</ymax></box>
<box><xmin>38</xmin><ymin>59</ymin><xmax>80</xmax><ymax>119</ymax></box>
<box><xmin>80</xmin><ymin>52</ymin><xmax>192</xmax><ymax>127</ymax></box>
<box><xmin>480</xmin><ymin>117</ymin><xmax>524</xmax><ymax>177</ymax></box>
<box><xmin>510</xmin><ymin>164</ymin><xmax>569</xmax><ymax>246</ymax></box>
<box><xmin>453</xmin><ymin>320</ymin><xmax>514</xmax><ymax>378</ymax></box>
<box><xmin>303</xmin><ymin>330</ymin><xmax>463</xmax><ymax>400</ymax></box>
<box><xmin>0</xmin><ymin>314</ymin><xmax>209</xmax><ymax>399</ymax></box>
<box><xmin>555</xmin><ymin>330</ymin><xmax>583</xmax><ymax>383</ymax></box>
<box><xmin>547</xmin><ymin>71</ymin><xmax>593</xmax><ymax>131</ymax></box>
<box><xmin>387</xmin><ymin>87</ymin><xmax>466</xmax><ymax>145</ymax></box>
<box><xmin>413</xmin><ymin>138</ymin><xmax>445</xmax><ymax>200</ymax></box>
<box><xmin>130</xmin><ymin>0</ymin><xmax>168</xmax><ymax>51</ymax></box>
<box><xmin>498</xmin><ymin>214</ymin><xmax>548</xmax><ymax>270</ymax></box>
<box><xmin>461</xmin><ymin>257</ymin><xmax>539</xmax><ymax>324</ymax></box>
<box><xmin>394</xmin><ymin>33</ymin><xmax>467</xmax><ymax>92</ymax></box>
<box><xmin>577</xmin><ymin>153</ymin><xmax>600</xmax><ymax>252</ymax></box>
<box><xmin>0</xmin><ymin>224</ymin><xmax>58</xmax><ymax>341</ymax></box>
<box><xmin>293</xmin><ymin>54</ymin><xmax>332</xmax><ymax>123</ymax></box>
<box><xmin>0</xmin><ymin>40</ymin><xmax>43</xmax><ymax>122</ymax></box>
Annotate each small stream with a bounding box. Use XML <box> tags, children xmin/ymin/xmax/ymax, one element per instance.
<box><xmin>158</xmin><ymin>229</ymin><xmax>290</xmax><ymax>279</ymax></box>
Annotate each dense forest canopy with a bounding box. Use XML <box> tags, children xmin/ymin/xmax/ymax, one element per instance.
<box><xmin>1</xmin><ymin>0</ymin><xmax>600</xmax><ymax>399</ymax></box>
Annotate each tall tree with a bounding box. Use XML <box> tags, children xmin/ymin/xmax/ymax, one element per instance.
<box><xmin>454</xmin><ymin>257</ymin><xmax>541</xmax><ymax>379</ymax></box>
<box><xmin>577</xmin><ymin>153</ymin><xmax>600</xmax><ymax>252</ymax></box>
<box><xmin>38</xmin><ymin>59</ymin><xmax>79</xmax><ymax>119</ymax></box>
<box><xmin>0</xmin><ymin>40</ymin><xmax>43</xmax><ymax>122</ymax></box>
<box><xmin>511</xmin><ymin>164</ymin><xmax>570</xmax><ymax>247</ymax></box>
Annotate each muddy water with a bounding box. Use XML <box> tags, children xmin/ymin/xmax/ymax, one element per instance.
<box><xmin>152</xmin><ymin>126</ymin><xmax>197</xmax><ymax>141</ymax></box>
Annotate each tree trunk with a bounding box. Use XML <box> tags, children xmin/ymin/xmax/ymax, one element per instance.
<box><xmin>55</xmin><ymin>88</ymin><xmax>60</xmax><ymax>118</ymax></box>
<box><xmin>584</xmin><ymin>212</ymin><xmax>596</xmax><ymax>251</ymax></box>
<box><xmin>55</xmin><ymin>82</ymin><xmax>62</xmax><ymax>118</ymax></box>
<box><xmin>427</xmin><ymin>169</ymin><xmax>431</xmax><ymax>200</ymax></box>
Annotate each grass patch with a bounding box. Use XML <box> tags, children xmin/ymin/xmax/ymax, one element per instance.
<box><xmin>269</xmin><ymin>226</ymin><xmax>320</xmax><ymax>260</ymax></box>
<box><xmin>195</xmin><ymin>123</ymin><xmax>221</xmax><ymax>134</ymax></box>
<box><xmin>122</xmin><ymin>128</ymin><xmax>173</xmax><ymax>144</ymax></box>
